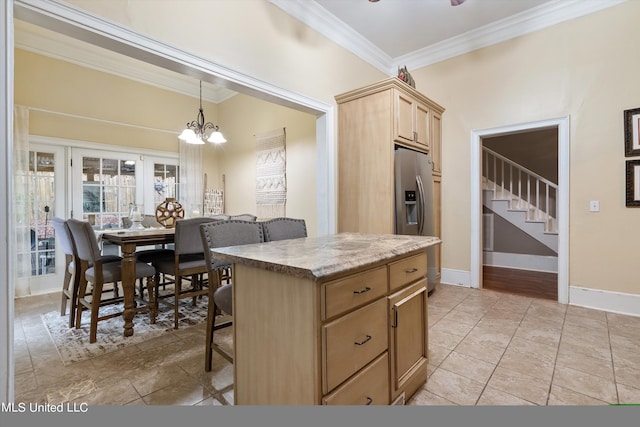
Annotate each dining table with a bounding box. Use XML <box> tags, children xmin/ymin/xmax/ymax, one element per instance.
<box><xmin>101</xmin><ymin>227</ymin><xmax>175</xmax><ymax>338</ymax></box>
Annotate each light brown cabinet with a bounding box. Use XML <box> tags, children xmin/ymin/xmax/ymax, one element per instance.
<box><xmin>336</xmin><ymin>77</ymin><xmax>445</xmax><ymax>284</ymax></box>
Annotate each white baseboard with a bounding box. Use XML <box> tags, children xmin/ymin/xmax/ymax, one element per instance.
<box><xmin>441</xmin><ymin>269</ymin><xmax>640</xmax><ymax>318</ymax></box>
<box><xmin>570</xmin><ymin>286</ymin><xmax>640</xmax><ymax>318</ymax></box>
<box><xmin>483</xmin><ymin>251</ymin><xmax>558</xmax><ymax>273</ymax></box>
<box><xmin>441</xmin><ymin>268</ymin><xmax>473</xmax><ymax>288</ymax></box>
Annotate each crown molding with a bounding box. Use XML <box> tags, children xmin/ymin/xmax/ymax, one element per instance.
<box><xmin>14</xmin><ymin>18</ymin><xmax>237</xmax><ymax>104</ymax></box>
<box><xmin>270</xmin><ymin>0</ymin><xmax>627</xmax><ymax>75</ymax></box>
<box><xmin>397</xmin><ymin>0</ymin><xmax>628</xmax><ymax>71</ymax></box>
<box><xmin>268</xmin><ymin>0</ymin><xmax>393</xmax><ymax>75</ymax></box>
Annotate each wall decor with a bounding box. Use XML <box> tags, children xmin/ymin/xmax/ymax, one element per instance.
<box><xmin>624</xmin><ymin>107</ymin><xmax>640</xmax><ymax>156</ymax></box>
<box><xmin>626</xmin><ymin>159</ymin><xmax>640</xmax><ymax>207</ymax></box>
<box><xmin>255</xmin><ymin>127</ymin><xmax>286</xmax><ymax>219</ymax></box>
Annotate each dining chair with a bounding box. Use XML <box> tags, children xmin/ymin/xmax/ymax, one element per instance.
<box><xmin>66</xmin><ymin>218</ymin><xmax>157</xmax><ymax>343</ymax></box>
<box><xmin>261</xmin><ymin>217</ymin><xmax>307</xmax><ymax>241</ymax></box>
<box><xmin>50</xmin><ymin>217</ymin><xmax>80</xmax><ymax>328</ymax></box>
<box><xmin>151</xmin><ymin>217</ymin><xmax>218</xmax><ymax>329</ymax></box>
<box><xmin>229</xmin><ymin>213</ymin><xmax>257</xmax><ymax>221</ymax></box>
<box><xmin>51</xmin><ymin>217</ymin><xmax>122</xmax><ymax>328</ymax></box>
<box><xmin>199</xmin><ymin>219</ymin><xmax>264</xmax><ymax>371</ymax></box>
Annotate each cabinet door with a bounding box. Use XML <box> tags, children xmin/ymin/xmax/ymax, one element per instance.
<box><xmin>394</xmin><ymin>91</ymin><xmax>415</xmax><ymax>143</ymax></box>
<box><xmin>431</xmin><ymin>111</ymin><xmax>442</xmax><ymax>174</ymax></box>
<box><xmin>388</xmin><ymin>279</ymin><xmax>428</xmax><ymax>402</ymax></box>
<box><xmin>414</xmin><ymin>102</ymin><xmax>430</xmax><ymax>149</ymax></box>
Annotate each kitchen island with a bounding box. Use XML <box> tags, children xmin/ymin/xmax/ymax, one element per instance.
<box><xmin>210</xmin><ymin>232</ymin><xmax>441</xmax><ymax>405</ymax></box>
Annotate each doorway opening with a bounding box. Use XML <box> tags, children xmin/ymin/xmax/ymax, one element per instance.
<box><xmin>482</xmin><ymin>129</ymin><xmax>558</xmax><ymax>300</ymax></box>
<box><xmin>471</xmin><ymin>117</ymin><xmax>569</xmax><ymax>304</ymax></box>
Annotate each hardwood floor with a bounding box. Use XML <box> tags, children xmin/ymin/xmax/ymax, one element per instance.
<box><xmin>482</xmin><ymin>265</ymin><xmax>557</xmax><ymax>301</ymax></box>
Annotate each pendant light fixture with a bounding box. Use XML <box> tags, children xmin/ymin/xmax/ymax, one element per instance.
<box><xmin>179</xmin><ymin>80</ymin><xmax>227</xmax><ymax>144</ymax></box>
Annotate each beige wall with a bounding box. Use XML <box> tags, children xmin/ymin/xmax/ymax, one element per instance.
<box><xmin>203</xmin><ymin>93</ymin><xmax>317</xmax><ymax>235</ymax></box>
<box><xmin>411</xmin><ymin>1</ymin><xmax>639</xmax><ymax>295</ymax></box>
<box><xmin>15</xmin><ymin>49</ymin><xmax>211</xmax><ymax>152</ymax></box>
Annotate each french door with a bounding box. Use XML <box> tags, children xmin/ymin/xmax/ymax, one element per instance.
<box><xmin>15</xmin><ymin>144</ymin><xmax>66</xmax><ymax>296</ymax></box>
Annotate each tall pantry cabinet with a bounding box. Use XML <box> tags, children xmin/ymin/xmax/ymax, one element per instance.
<box><xmin>335</xmin><ymin>77</ymin><xmax>445</xmax><ymax>285</ymax></box>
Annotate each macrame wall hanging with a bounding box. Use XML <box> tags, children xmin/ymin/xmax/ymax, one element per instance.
<box><xmin>255</xmin><ymin>127</ymin><xmax>286</xmax><ymax>219</ymax></box>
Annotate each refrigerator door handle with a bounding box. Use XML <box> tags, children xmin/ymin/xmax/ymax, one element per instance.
<box><xmin>416</xmin><ymin>175</ymin><xmax>425</xmax><ymax>235</ymax></box>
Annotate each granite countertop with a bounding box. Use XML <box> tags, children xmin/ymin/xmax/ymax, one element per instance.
<box><xmin>210</xmin><ymin>232</ymin><xmax>441</xmax><ymax>281</ymax></box>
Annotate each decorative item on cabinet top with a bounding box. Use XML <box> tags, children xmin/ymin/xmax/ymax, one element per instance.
<box><xmin>397</xmin><ymin>66</ymin><xmax>415</xmax><ymax>88</ymax></box>
<box><xmin>155</xmin><ymin>198</ymin><xmax>185</xmax><ymax>228</ymax></box>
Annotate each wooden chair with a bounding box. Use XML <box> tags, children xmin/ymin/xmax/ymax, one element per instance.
<box><xmin>261</xmin><ymin>217</ymin><xmax>307</xmax><ymax>242</ymax></box>
<box><xmin>229</xmin><ymin>213</ymin><xmax>257</xmax><ymax>221</ymax></box>
<box><xmin>151</xmin><ymin>217</ymin><xmax>217</xmax><ymax>329</ymax></box>
<box><xmin>66</xmin><ymin>218</ymin><xmax>157</xmax><ymax>343</ymax></box>
<box><xmin>200</xmin><ymin>219</ymin><xmax>264</xmax><ymax>371</ymax></box>
<box><xmin>51</xmin><ymin>217</ymin><xmax>122</xmax><ymax>328</ymax></box>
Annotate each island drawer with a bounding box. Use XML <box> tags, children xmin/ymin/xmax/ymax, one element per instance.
<box><xmin>322</xmin><ymin>266</ymin><xmax>387</xmax><ymax>320</ymax></box>
<box><xmin>388</xmin><ymin>252</ymin><xmax>427</xmax><ymax>292</ymax></box>
<box><xmin>322</xmin><ymin>352</ymin><xmax>390</xmax><ymax>405</ymax></box>
<box><xmin>322</xmin><ymin>297</ymin><xmax>388</xmax><ymax>393</ymax></box>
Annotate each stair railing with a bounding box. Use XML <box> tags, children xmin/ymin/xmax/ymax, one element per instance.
<box><xmin>483</xmin><ymin>147</ymin><xmax>558</xmax><ymax>228</ymax></box>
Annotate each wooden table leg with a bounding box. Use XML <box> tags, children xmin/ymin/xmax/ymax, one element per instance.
<box><xmin>121</xmin><ymin>242</ymin><xmax>136</xmax><ymax>337</ymax></box>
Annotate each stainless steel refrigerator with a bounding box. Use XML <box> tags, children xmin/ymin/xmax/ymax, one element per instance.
<box><xmin>394</xmin><ymin>145</ymin><xmax>438</xmax><ymax>293</ymax></box>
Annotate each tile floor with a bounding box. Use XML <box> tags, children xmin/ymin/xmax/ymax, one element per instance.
<box><xmin>12</xmin><ymin>283</ymin><xmax>640</xmax><ymax>406</ymax></box>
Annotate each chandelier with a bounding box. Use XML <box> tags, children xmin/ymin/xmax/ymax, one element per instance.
<box><xmin>178</xmin><ymin>81</ymin><xmax>227</xmax><ymax>144</ymax></box>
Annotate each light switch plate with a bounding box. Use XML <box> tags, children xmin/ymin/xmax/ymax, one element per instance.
<box><xmin>589</xmin><ymin>200</ymin><xmax>600</xmax><ymax>212</ymax></box>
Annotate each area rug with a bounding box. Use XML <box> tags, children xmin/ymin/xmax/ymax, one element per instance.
<box><xmin>42</xmin><ymin>300</ymin><xmax>210</xmax><ymax>366</ymax></box>
<box><xmin>255</xmin><ymin>127</ymin><xmax>287</xmax><ymax>218</ymax></box>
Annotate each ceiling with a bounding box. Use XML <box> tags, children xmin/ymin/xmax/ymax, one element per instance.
<box><xmin>270</xmin><ymin>0</ymin><xmax>625</xmax><ymax>74</ymax></box>
<box><xmin>15</xmin><ymin>0</ymin><xmax>625</xmax><ymax>103</ymax></box>
<box><xmin>312</xmin><ymin>0</ymin><xmax>554</xmax><ymax>58</ymax></box>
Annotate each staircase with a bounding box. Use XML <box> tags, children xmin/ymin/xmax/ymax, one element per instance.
<box><xmin>483</xmin><ymin>147</ymin><xmax>558</xmax><ymax>254</ymax></box>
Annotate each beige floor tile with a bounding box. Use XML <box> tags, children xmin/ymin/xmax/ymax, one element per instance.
<box><xmin>440</xmin><ymin>308</ymin><xmax>483</xmax><ymax>326</ymax></box>
<box><xmin>79</xmin><ymin>378</ymin><xmax>142</xmax><ymax>406</ymax></box>
<box><xmin>407</xmin><ymin>387</ymin><xmax>457</xmax><ymax>405</ymax></box>
<box><xmin>142</xmin><ymin>380</ymin><xmax>213</xmax><ymax>405</ymax></box>
<box><xmin>430</xmin><ymin>317</ymin><xmax>475</xmax><ymax>337</ymax></box>
<box><xmin>514</xmin><ymin>323</ymin><xmax>562</xmax><ymax>348</ymax></box>
<box><xmin>498</xmin><ymin>347</ymin><xmax>555</xmax><ymax>383</ymax></box>
<box><xmin>552</xmin><ymin>365</ymin><xmax>618</xmax><ymax>404</ymax></box>
<box><xmin>427</xmin><ymin>345</ymin><xmax>452</xmax><ymax>367</ymax></box>
<box><xmin>222</xmin><ymin>389</ymin><xmax>234</xmax><ymax>405</ymax></box>
<box><xmin>475</xmin><ymin>317</ymin><xmax>520</xmax><ymax>336</ymax></box>
<box><xmin>13</xmin><ymin>371</ymin><xmax>37</xmax><ymax>395</ymax></box>
<box><xmin>439</xmin><ymin>351</ymin><xmax>496</xmax><ymax>384</ymax></box>
<box><xmin>617</xmin><ymin>383</ymin><xmax>640</xmax><ymax>404</ymax></box>
<box><xmin>428</xmin><ymin>329</ymin><xmax>466</xmax><ymax>350</ymax></box>
<box><xmin>486</xmin><ymin>366</ymin><xmax>550</xmax><ymax>405</ymax></box>
<box><xmin>556</xmin><ymin>346</ymin><xmax>613</xmax><ymax>380</ymax></box>
<box><xmin>558</xmin><ymin>338</ymin><xmax>612</xmax><ymax>362</ymax></box>
<box><xmin>505</xmin><ymin>336</ymin><xmax>558</xmax><ymax>365</ymax></box>
<box><xmin>195</xmin><ymin>396</ymin><xmax>225</xmax><ymax>405</ymax></box>
<box><xmin>454</xmin><ymin>334</ymin><xmax>507</xmax><ymax>365</ymax></box>
<box><xmin>476</xmin><ymin>386</ymin><xmax>536</xmax><ymax>406</ymax></box>
<box><xmin>464</xmin><ymin>326</ymin><xmax>513</xmax><ymax>348</ymax></box>
<box><xmin>609</xmin><ymin>333</ymin><xmax>640</xmax><ymax>354</ymax></box>
<box><xmin>612</xmin><ymin>346</ymin><xmax>640</xmax><ymax>368</ymax></box>
<box><xmin>128</xmin><ymin>363</ymin><xmax>192</xmax><ymax>397</ymax></box>
<box><xmin>425</xmin><ymin>368</ymin><xmax>485</xmax><ymax>406</ymax></box>
<box><xmin>547</xmin><ymin>385</ymin><xmax>609</xmax><ymax>405</ymax></box>
<box><xmin>613</xmin><ymin>364</ymin><xmax>640</xmax><ymax>389</ymax></box>
<box><xmin>564</xmin><ymin>313</ymin><xmax>608</xmax><ymax>332</ymax></box>
<box><xmin>482</xmin><ymin>307</ymin><xmax>526</xmax><ymax>322</ymax></box>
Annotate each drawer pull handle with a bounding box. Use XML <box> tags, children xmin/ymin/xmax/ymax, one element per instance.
<box><xmin>365</xmin><ymin>397</ymin><xmax>373</xmax><ymax>405</ymax></box>
<box><xmin>353</xmin><ymin>286</ymin><xmax>371</xmax><ymax>295</ymax></box>
<box><xmin>404</xmin><ymin>267</ymin><xmax>418</xmax><ymax>274</ymax></box>
<box><xmin>355</xmin><ymin>335</ymin><xmax>372</xmax><ymax>346</ymax></box>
